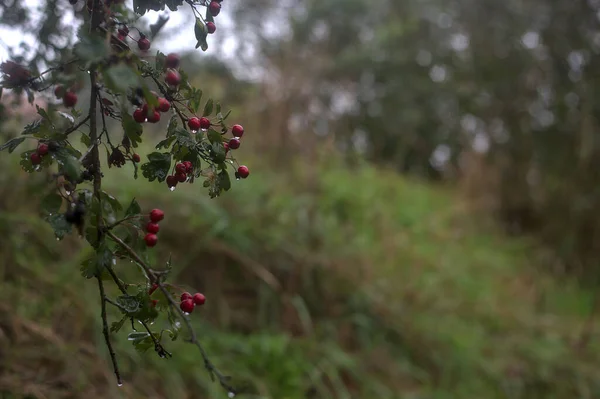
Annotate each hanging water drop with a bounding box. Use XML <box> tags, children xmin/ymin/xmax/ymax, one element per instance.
<box><xmin>228</xmin><ymin>392</ymin><xmax>235</xmax><ymax>398</ymax></box>
<box><xmin>169</xmin><ymin>186</ymin><xmax>176</xmax><ymax>192</ymax></box>
<box><xmin>201</xmin><ymin>128</ymin><xmax>207</xmax><ymax>132</ymax></box>
<box><xmin>34</xmin><ymin>165</ymin><xmax>40</xmax><ymax>171</ymax></box>
<box><xmin>236</xmin><ymin>177</ymin><xmax>240</xmax><ymax>181</ymax></box>
<box><xmin>65</xmin><ymin>191</ymin><xmax>71</xmax><ymax>196</ymax></box>
<box><xmin>56</xmin><ymin>237</ymin><xmax>60</xmax><ymax>241</ymax></box>
<box><xmin>117</xmin><ymin>382</ymin><xmax>123</xmax><ymax>387</ymax></box>
<box><xmin>191</xmin><ymin>130</ymin><xmax>198</xmax><ymax>134</ymax></box>
<box><xmin>112</xmin><ymin>257</ymin><xmax>117</xmax><ymax>265</ymax></box>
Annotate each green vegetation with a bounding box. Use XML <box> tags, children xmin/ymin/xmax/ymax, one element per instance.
<box><xmin>1</xmin><ymin>148</ymin><xmax>598</xmax><ymax>398</ymax></box>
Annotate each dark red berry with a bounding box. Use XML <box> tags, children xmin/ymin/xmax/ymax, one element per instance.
<box><xmin>208</xmin><ymin>1</ymin><xmax>221</xmax><ymax>16</ymax></box>
<box><xmin>149</xmin><ymin>283</ymin><xmax>158</xmax><ymax>295</ymax></box>
<box><xmin>199</xmin><ymin>117</ymin><xmax>211</xmax><ymax>130</ymax></box>
<box><xmin>149</xmin><ymin>208</ymin><xmax>165</xmax><ymax>223</ymax></box>
<box><xmin>144</xmin><ymin>233</ymin><xmax>158</xmax><ymax>247</ymax></box>
<box><xmin>133</xmin><ymin>108</ymin><xmax>146</xmax><ymax>123</ymax></box>
<box><xmin>118</xmin><ymin>26</ymin><xmax>129</xmax><ymax>36</ymax></box>
<box><xmin>181</xmin><ymin>292</ymin><xmax>192</xmax><ymax>301</ymax></box>
<box><xmin>146</xmin><ymin>222</ymin><xmax>160</xmax><ymax>234</ymax></box>
<box><xmin>229</xmin><ymin>137</ymin><xmax>241</xmax><ymax>149</ymax></box>
<box><xmin>142</xmin><ymin>103</ymin><xmax>150</xmax><ymax>115</ymax></box>
<box><xmin>165</xmin><ymin>53</ymin><xmax>180</xmax><ymax>69</ymax></box>
<box><xmin>166</xmin><ymin>175</ymin><xmax>178</xmax><ymax>189</ymax></box>
<box><xmin>180</xmin><ymin>298</ymin><xmax>194</xmax><ymax>313</ymax></box>
<box><xmin>138</xmin><ymin>37</ymin><xmax>151</xmax><ymax>51</ymax></box>
<box><xmin>37</xmin><ymin>143</ymin><xmax>49</xmax><ymax>156</ymax></box>
<box><xmin>175</xmin><ymin>163</ymin><xmax>187</xmax><ymax>174</ymax></box>
<box><xmin>176</xmin><ymin>172</ymin><xmax>187</xmax><ymax>183</ymax></box>
<box><xmin>165</xmin><ymin>70</ymin><xmax>181</xmax><ymax>86</ymax></box>
<box><xmin>206</xmin><ymin>21</ymin><xmax>216</xmax><ymax>34</ymax></box>
<box><xmin>63</xmin><ymin>91</ymin><xmax>78</xmax><ymax>107</ymax></box>
<box><xmin>54</xmin><ymin>85</ymin><xmax>64</xmax><ymax>99</ymax></box>
<box><xmin>150</xmin><ymin>299</ymin><xmax>158</xmax><ymax>308</ymax></box>
<box><xmin>238</xmin><ymin>165</ymin><xmax>250</xmax><ymax>178</ymax></box>
<box><xmin>132</xmin><ymin>153</ymin><xmax>141</xmax><ymax>163</ymax></box>
<box><xmin>30</xmin><ymin>152</ymin><xmax>42</xmax><ymax>165</ymax></box>
<box><xmin>231</xmin><ymin>124</ymin><xmax>244</xmax><ymax>137</ymax></box>
<box><xmin>158</xmin><ymin>97</ymin><xmax>171</xmax><ymax>112</ymax></box>
<box><xmin>223</xmin><ymin>142</ymin><xmax>229</xmax><ymax>153</ymax></box>
<box><xmin>183</xmin><ymin>161</ymin><xmax>193</xmax><ymax>174</ymax></box>
<box><xmin>187</xmin><ymin>117</ymin><xmax>201</xmax><ymax>131</ymax></box>
<box><xmin>192</xmin><ymin>293</ymin><xmax>206</xmax><ymax>306</ymax></box>
<box><xmin>117</xmin><ymin>34</ymin><xmax>127</xmax><ymax>41</ymax></box>
<box><xmin>147</xmin><ymin>110</ymin><xmax>161</xmax><ymax>123</ymax></box>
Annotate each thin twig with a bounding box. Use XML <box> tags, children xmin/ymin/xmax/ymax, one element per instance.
<box><xmin>141</xmin><ymin>320</ymin><xmax>172</xmax><ymax>358</ymax></box>
<box><xmin>149</xmin><ymin>75</ymin><xmax>188</xmax><ymax>127</ymax></box>
<box><xmin>97</xmin><ymin>277</ymin><xmax>122</xmax><ymax>385</ymax></box>
<box><xmin>65</xmin><ymin>114</ymin><xmax>91</xmax><ymax>136</ymax></box>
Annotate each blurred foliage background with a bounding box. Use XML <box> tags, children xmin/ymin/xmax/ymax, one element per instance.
<box><xmin>2</xmin><ymin>0</ymin><xmax>600</xmax><ymax>398</ymax></box>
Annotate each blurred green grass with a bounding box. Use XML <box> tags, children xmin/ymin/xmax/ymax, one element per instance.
<box><xmin>1</xmin><ymin>146</ymin><xmax>600</xmax><ymax>399</ymax></box>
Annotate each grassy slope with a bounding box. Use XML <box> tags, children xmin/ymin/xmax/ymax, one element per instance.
<box><xmin>0</xmin><ymin>150</ymin><xmax>599</xmax><ymax>399</ymax></box>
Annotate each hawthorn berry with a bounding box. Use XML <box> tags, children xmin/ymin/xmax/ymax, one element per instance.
<box><xmin>165</xmin><ymin>53</ymin><xmax>180</xmax><ymax>69</ymax></box>
<box><xmin>30</xmin><ymin>152</ymin><xmax>42</xmax><ymax>165</ymax></box>
<box><xmin>176</xmin><ymin>172</ymin><xmax>187</xmax><ymax>183</ymax></box>
<box><xmin>37</xmin><ymin>143</ymin><xmax>49</xmax><ymax>156</ymax></box>
<box><xmin>148</xmin><ymin>283</ymin><xmax>158</xmax><ymax>295</ymax></box>
<box><xmin>199</xmin><ymin>117</ymin><xmax>211</xmax><ymax>130</ymax></box>
<box><xmin>232</xmin><ymin>124</ymin><xmax>244</xmax><ymax>137</ymax></box>
<box><xmin>158</xmin><ymin>97</ymin><xmax>171</xmax><ymax>112</ymax></box>
<box><xmin>166</xmin><ymin>175</ymin><xmax>178</xmax><ymax>189</ymax></box>
<box><xmin>183</xmin><ymin>161</ymin><xmax>193</xmax><ymax>174</ymax></box>
<box><xmin>144</xmin><ymin>233</ymin><xmax>158</xmax><ymax>247</ymax></box>
<box><xmin>133</xmin><ymin>108</ymin><xmax>146</xmax><ymax>123</ymax></box>
<box><xmin>181</xmin><ymin>292</ymin><xmax>192</xmax><ymax>301</ymax></box>
<box><xmin>138</xmin><ymin>37</ymin><xmax>151</xmax><ymax>51</ymax></box>
<box><xmin>150</xmin><ymin>299</ymin><xmax>159</xmax><ymax>308</ymax></box>
<box><xmin>192</xmin><ymin>293</ymin><xmax>206</xmax><ymax>306</ymax></box>
<box><xmin>175</xmin><ymin>163</ymin><xmax>187</xmax><ymax>175</ymax></box>
<box><xmin>63</xmin><ymin>91</ymin><xmax>78</xmax><ymax>107</ymax></box>
<box><xmin>117</xmin><ymin>34</ymin><xmax>127</xmax><ymax>42</ymax></box>
<box><xmin>180</xmin><ymin>298</ymin><xmax>194</xmax><ymax>313</ymax></box>
<box><xmin>206</xmin><ymin>21</ymin><xmax>216</xmax><ymax>34</ymax></box>
<box><xmin>118</xmin><ymin>26</ymin><xmax>129</xmax><ymax>36</ymax></box>
<box><xmin>149</xmin><ymin>208</ymin><xmax>165</xmax><ymax>222</ymax></box>
<box><xmin>223</xmin><ymin>142</ymin><xmax>230</xmax><ymax>153</ymax></box>
<box><xmin>146</xmin><ymin>222</ymin><xmax>160</xmax><ymax>234</ymax></box>
<box><xmin>229</xmin><ymin>137</ymin><xmax>241</xmax><ymax>149</ymax></box>
<box><xmin>54</xmin><ymin>85</ymin><xmax>64</xmax><ymax>99</ymax></box>
<box><xmin>147</xmin><ymin>110</ymin><xmax>161</xmax><ymax>123</ymax></box>
<box><xmin>165</xmin><ymin>70</ymin><xmax>181</xmax><ymax>86</ymax></box>
<box><xmin>208</xmin><ymin>1</ymin><xmax>221</xmax><ymax>16</ymax></box>
<box><xmin>188</xmin><ymin>117</ymin><xmax>201</xmax><ymax>131</ymax></box>
<box><xmin>132</xmin><ymin>153</ymin><xmax>141</xmax><ymax>163</ymax></box>
<box><xmin>237</xmin><ymin>165</ymin><xmax>250</xmax><ymax>179</ymax></box>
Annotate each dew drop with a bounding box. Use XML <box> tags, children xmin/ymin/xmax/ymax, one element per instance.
<box><xmin>191</xmin><ymin>130</ymin><xmax>198</xmax><ymax>134</ymax></box>
<box><xmin>228</xmin><ymin>392</ymin><xmax>235</xmax><ymax>398</ymax></box>
<box><xmin>112</xmin><ymin>257</ymin><xmax>117</xmax><ymax>265</ymax></box>
<box><xmin>236</xmin><ymin>177</ymin><xmax>240</xmax><ymax>181</ymax></box>
<box><xmin>159</xmin><ymin>352</ymin><xmax>166</xmax><ymax>358</ymax></box>
<box><xmin>201</xmin><ymin>128</ymin><xmax>207</xmax><ymax>132</ymax></box>
<box><xmin>56</xmin><ymin>237</ymin><xmax>60</xmax><ymax>241</ymax></box>
<box><xmin>175</xmin><ymin>321</ymin><xmax>181</xmax><ymax>328</ymax></box>
<box><xmin>117</xmin><ymin>382</ymin><xmax>123</xmax><ymax>387</ymax></box>
<box><xmin>65</xmin><ymin>191</ymin><xmax>71</xmax><ymax>196</ymax></box>
<box><xmin>96</xmin><ymin>139</ymin><xmax>101</xmax><ymax>145</ymax></box>
<box><xmin>34</xmin><ymin>165</ymin><xmax>41</xmax><ymax>171</ymax></box>
<box><xmin>169</xmin><ymin>186</ymin><xmax>176</xmax><ymax>192</ymax></box>
<box><xmin>234</xmin><ymin>136</ymin><xmax>240</xmax><ymax>140</ymax></box>
<box><xmin>184</xmin><ymin>312</ymin><xmax>190</xmax><ymax>316</ymax></box>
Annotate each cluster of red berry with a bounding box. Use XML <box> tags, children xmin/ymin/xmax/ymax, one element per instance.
<box><xmin>133</xmin><ymin>97</ymin><xmax>171</xmax><ymax>124</ymax></box>
<box><xmin>117</xmin><ymin>25</ymin><xmax>129</xmax><ymax>42</ymax></box>
<box><xmin>54</xmin><ymin>85</ymin><xmax>78</xmax><ymax>108</ymax></box>
<box><xmin>30</xmin><ymin>142</ymin><xmax>49</xmax><ymax>165</ymax></box>
<box><xmin>166</xmin><ymin>161</ymin><xmax>194</xmax><ymax>189</ymax></box>
<box><xmin>180</xmin><ymin>291</ymin><xmax>205</xmax><ymax>314</ymax></box>
<box><xmin>144</xmin><ymin>208</ymin><xmax>164</xmax><ymax>247</ymax></box>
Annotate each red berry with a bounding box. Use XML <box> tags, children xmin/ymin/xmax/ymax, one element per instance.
<box><xmin>183</xmin><ymin>161</ymin><xmax>193</xmax><ymax>174</ymax></box>
<box><xmin>187</xmin><ymin>117</ymin><xmax>201</xmax><ymax>131</ymax></box>
<box><xmin>181</xmin><ymin>292</ymin><xmax>192</xmax><ymax>301</ymax></box>
<box><xmin>176</xmin><ymin>172</ymin><xmax>187</xmax><ymax>183</ymax></box>
<box><xmin>118</xmin><ymin>26</ymin><xmax>129</xmax><ymax>36</ymax></box>
<box><xmin>30</xmin><ymin>152</ymin><xmax>42</xmax><ymax>165</ymax></box>
<box><xmin>231</xmin><ymin>124</ymin><xmax>244</xmax><ymax>137</ymax></box>
<box><xmin>208</xmin><ymin>1</ymin><xmax>221</xmax><ymax>16</ymax></box>
<box><xmin>192</xmin><ymin>293</ymin><xmax>206</xmax><ymax>306</ymax></box>
<box><xmin>199</xmin><ymin>117</ymin><xmax>211</xmax><ymax>130</ymax></box>
<box><xmin>144</xmin><ymin>233</ymin><xmax>158</xmax><ymax>247</ymax></box>
<box><xmin>133</xmin><ymin>108</ymin><xmax>146</xmax><ymax>123</ymax></box>
<box><xmin>175</xmin><ymin>163</ymin><xmax>187</xmax><ymax>174</ymax></box>
<box><xmin>138</xmin><ymin>37</ymin><xmax>151</xmax><ymax>51</ymax></box>
<box><xmin>228</xmin><ymin>137</ymin><xmax>241</xmax><ymax>149</ymax></box>
<box><xmin>180</xmin><ymin>298</ymin><xmax>194</xmax><ymax>313</ymax></box>
<box><xmin>63</xmin><ymin>91</ymin><xmax>78</xmax><ymax>107</ymax></box>
<box><xmin>237</xmin><ymin>165</ymin><xmax>250</xmax><ymax>179</ymax></box>
<box><xmin>158</xmin><ymin>97</ymin><xmax>171</xmax><ymax>112</ymax></box>
<box><xmin>149</xmin><ymin>208</ymin><xmax>165</xmax><ymax>222</ymax></box>
<box><xmin>206</xmin><ymin>21</ymin><xmax>216</xmax><ymax>34</ymax></box>
<box><xmin>150</xmin><ymin>299</ymin><xmax>158</xmax><ymax>308</ymax></box>
<box><xmin>148</xmin><ymin>283</ymin><xmax>158</xmax><ymax>295</ymax></box>
<box><xmin>54</xmin><ymin>85</ymin><xmax>64</xmax><ymax>99</ymax></box>
<box><xmin>132</xmin><ymin>153</ymin><xmax>141</xmax><ymax>163</ymax></box>
<box><xmin>165</xmin><ymin>53</ymin><xmax>180</xmax><ymax>69</ymax></box>
<box><xmin>147</xmin><ymin>110</ymin><xmax>161</xmax><ymax>123</ymax></box>
<box><xmin>142</xmin><ymin>103</ymin><xmax>150</xmax><ymax>115</ymax></box>
<box><xmin>166</xmin><ymin>175</ymin><xmax>178</xmax><ymax>189</ymax></box>
<box><xmin>117</xmin><ymin>34</ymin><xmax>126</xmax><ymax>42</ymax></box>
<box><xmin>165</xmin><ymin>70</ymin><xmax>181</xmax><ymax>86</ymax></box>
<box><xmin>146</xmin><ymin>222</ymin><xmax>160</xmax><ymax>234</ymax></box>
<box><xmin>223</xmin><ymin>142</ymin><xmax>230</xmax><ymax>153</ymax></box>
<box><xmin>37</xmin><ymin>143</ymin><xmax>49</xmax><ymax>156</ymax></box>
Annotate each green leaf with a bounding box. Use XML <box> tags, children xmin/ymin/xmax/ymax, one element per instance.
<box><xmin>155</xmin><ymin>136</ymin><xmax>176</xmax><ymax>150</ymax></box>
<box><xmin>202</xmin><ymin>98</ymin><xmax>214</xmax><ymax>117</ymax></box>
<box><xmin>174</xmin><ymin>129</ymin><xmax>195</xmax><ymax>147</ymax></box>
<box><xmin>124</xmin><ymin>198</ymin><xmax>141</xmax><ymax>217</ymax></box>
<box><xmin>75</xmin><ymin>30</ymin><xmax>109</xmax><ymax>64</ymax></box>
<box><xmin>80</xmin><ymin>133</ymin><xmax>91</xmax><ymax>147</ymax></box>
<box><xmin>0</xmin><ymin>137</ymin><xmax>25</xmax><ymax>153</ymax></box>
<box><xmin>45</xmin><ymin>213</ymin><xmax>72</xmax><ymax>239</ymax></box>
<box><xmin>118</xmin><ymin>295</ymin><xmax>143</xmax><ymax>315</ymax></box>
<box><xmin>104</xmin><ymin>64</ymin><xmax>140</xmax><ymax>93</ymax></box>
<box><xmin>216</xmin><ymin>102</ymin><xmax>221</xmax><ymax>115</ymax></box>
<box><xmin>101</xmin><ymin>191</ymin><xmax>122</xmax><ymax>218</ymax></box>
<box><xmin>167</xmin><ymin>114</ymin><xmax>178</xmax><ymax>136</ymax></box>
<box><xmin>127</xmin><ymin>331</ymin><xmax>150</xmax><ymax>342</ymax></box>
<box><xmin>80</xmin><ymin>242</ymin><xmax>113</xmax><ymax>278</ymax></box>
<box><xmin>155</xmin><ymin>51</ymin><xmax>166</xmax><ymax>71</ymax></box>
<box><xmin>41</xmin><ymin>193</ymin><xmax>63</xmax><ymax>215</ymax></box>
<box><xmin>110</xmin><ymin>315</ymin><xmax>128</xmax><ymax>333</ymax></box>
<box><xmin>188</xmin><ymin>88</ymin><xmax>203</xmax><ymax>113</ymax></box>
<box><xmin>207</xmin><ymin>128</ymin><xmax>222</xmax><ymax>144</ymax></box>
<box><xmin>218</xmin><ymin>169</ymin><xmax>231</xmax><ymax>191</ymax></box>
<box><xmin>122</xmin><ymin>112</ymin><xmax>143</xmax><ymax>148</ymax></box>
<box><xmin>22</xmin><ymin>119</ymin><xmax>42</xmax><ymax>135</ymax></box>
<box><xmin>194</xmin><ymin>18</ymin><xmax>208</xmax><ymax>51</ymax></box>
<box><xmin>53</xmin><ymin>147</ymin><xmax>81</xmax><ymax>182</ymax></box>
<box><xmin>141</xmin><ymin>152</ymin><xmax>171</xmax><ymax>182</ymax></box>
<box><xmin>133</xmin><ymin>337</ymin><xmax>154</xmax><ymax>353</ymax></box>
